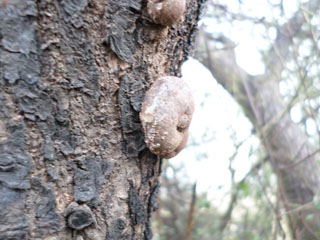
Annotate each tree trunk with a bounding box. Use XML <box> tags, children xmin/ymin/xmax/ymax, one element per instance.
<box><xmin>195</xmin><ymin>13</ymin><xmax>320</xmax><ymax>239</ymax></box>
<box><xmin>0</xmin><ymin>0</ymin><xmax>204</xmax><ymax>239</ymax></box>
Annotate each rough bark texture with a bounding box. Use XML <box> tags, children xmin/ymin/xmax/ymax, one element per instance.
<box><xmin>195</xmin><ymin>6</ymin><xmax>320</xmax><ymax>239</ymax></box>
<box><xmin>0</xmin><ymin>0</ymin><xmax>204</xmax><ymax>239</ymax></box>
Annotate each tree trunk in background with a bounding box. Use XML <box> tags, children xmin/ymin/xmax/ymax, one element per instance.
<box><xmin>195</xmin><ymin>16</ymin><xmax>320</xmax><ymax>240</ymax></box>
<box><xmin>0</xmin><ymin>0</ymin><xmax>204</xmax><ymax>239</ymax></box>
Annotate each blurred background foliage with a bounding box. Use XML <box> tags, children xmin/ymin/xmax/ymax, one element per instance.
<box><xmin>152</xmin><ymin>0</ymin><xmax>320</xmax><ymax>239</ymax></box>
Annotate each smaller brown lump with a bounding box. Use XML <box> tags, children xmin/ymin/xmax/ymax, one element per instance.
<box><xmin>140</xmin><ymin>76</ymin><xmax>195</xmax><ymax>158</ymax></box>
<box><xmin>147</xmin><ymin>0</ymin><xmax>186</xmax><ymax>27</ymax></box>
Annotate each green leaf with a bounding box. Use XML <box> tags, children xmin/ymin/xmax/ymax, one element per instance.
<box><xmin>305</xmin><ymin>214</ymin><xmax>314</xmax><ymax>221</ymax></box>
<box><xmin>252</xmin><ymin>236</ymin><xmax>263</xmax><ymax>240</ymax></box>
<box><xmin>198</xmin><ymin>198</ymin><xmax>210</xmax><ymax>209</ymax></box>
<box><xmin>239</xmin><ymin>180</ymin><xmax>250</xmax><ymax>196</ymax></box>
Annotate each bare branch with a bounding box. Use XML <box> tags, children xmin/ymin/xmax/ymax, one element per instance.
<box><xmin>266</xmin><ymin>0</ymin><xmax>320</xmax><ymax>76</ymax></box>
<box><xmin>185</xmin><ymin>182</ymin><xmax>197</xmax><ymax>240</ymax></box>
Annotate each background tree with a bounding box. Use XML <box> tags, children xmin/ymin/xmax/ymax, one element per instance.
<box><xmin>194</xmin><ymin>0</ymin><xmax>320</xmax><ymax>239</ymax></box>
<box><xmin>0</xmin><ymin>0</ymin><xmax>204</xmax><ymax>239</ymax></box>
<box><xmin>153</xmin><ymin>0</ymin><xmax>320</xmax><ymax>239</ymax></box>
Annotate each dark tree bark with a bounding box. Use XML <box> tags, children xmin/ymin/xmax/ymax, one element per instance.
<box><xmin>0</xmin><ymin>0</ymin><xmax>204</xmax><ymax>239</ymax></box>
<box><xmin>195</xmin><ymin>2</ymin><xmax>320</xmax><ymax>239</ymax></box>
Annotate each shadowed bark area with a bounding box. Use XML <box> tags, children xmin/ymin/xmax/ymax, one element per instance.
<box><xmin>195</xmin><ymin>2</ymin><xmax>320</xmax><ymax>238</ymax></box>
<box><xmin>0</xmin><ymin>0</ymin><xmax>204</xmax><ymax>239</ymax></box>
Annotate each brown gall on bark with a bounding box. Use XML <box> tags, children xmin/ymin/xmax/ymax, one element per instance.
<box><xmin>140</xmin><ymin>76</ymin><xmax>195</xmax><ymax>159</ymax></box>
<box><xmin>147</xmin><ymin>0</ymin><xmax>186</xmax><ymax>27</ymax></box>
